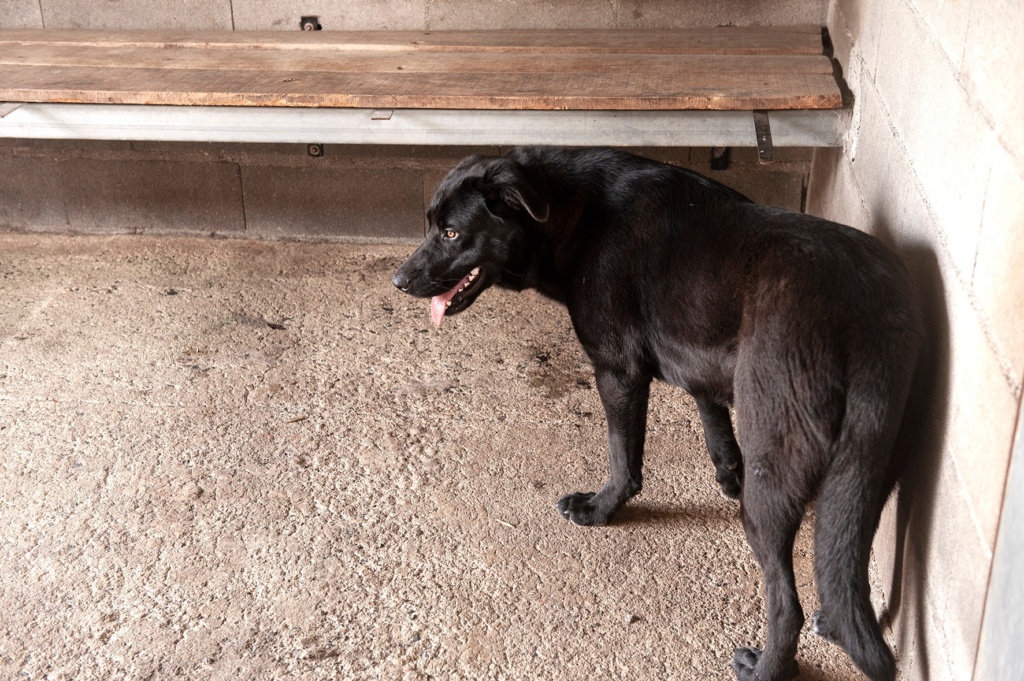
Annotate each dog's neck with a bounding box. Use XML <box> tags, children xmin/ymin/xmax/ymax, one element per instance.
<box><xmin>498</xmin><ymin>191</ymin><xmax>588</xmax><ymax>304</ymax></box>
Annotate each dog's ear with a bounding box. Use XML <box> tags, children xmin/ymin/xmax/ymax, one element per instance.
<box><xmin>481</xmin><ymin>161</ymin><xmax>549</xmax><ymax>223</ymax></box>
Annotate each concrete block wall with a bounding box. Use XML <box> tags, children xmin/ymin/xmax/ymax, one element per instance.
<box><xmin>0</xmin><ymin>0</ymin><xmax>828</xmax><ymax>242</ymax></box>
<box><xmin>0</xmin><ymin>139</ymin><xmax>813</xmax><ymax>241</ymax></box>
<box><xmin>806</xmin><ymin>1</ymin><xmax>1023</xmax><ymax>679</ymax></box>
<box><xmin>6</xmin><ymin>0</ymin><xmax>826</xmax><ymax>31</ymax></box>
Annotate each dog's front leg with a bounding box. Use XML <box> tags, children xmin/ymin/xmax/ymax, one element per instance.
<box><xmin>557</xmin><ymin>368</ymin><xmax>650</xmax><ymax>526</ymax></box>
<box><xmin>694</xmin><ymin>397</ymin><xmax>743</xmax><ymax>499</ymax></box>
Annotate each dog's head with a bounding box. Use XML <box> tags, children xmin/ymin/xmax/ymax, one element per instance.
<box><xmin>392</xmin><ymin>154</ymin><xmax>549</xmax><ymax>326</ymax></box>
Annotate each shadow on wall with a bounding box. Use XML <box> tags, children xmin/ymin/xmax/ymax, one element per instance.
<box><xmin>877</xmin><ymin>238</ymin><xmax>949</xmax><ymax>681</ymax></box>
<box><xmin>805</xmin><ymin>147</ymin><xmax>952</xmax><ymax>677</ymax></box>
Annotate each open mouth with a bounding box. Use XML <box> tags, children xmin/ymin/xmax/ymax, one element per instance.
<box><xmin>430</xmin><ymin>267</ymin><xmax>483</xmax><ymax>327</ymax></box>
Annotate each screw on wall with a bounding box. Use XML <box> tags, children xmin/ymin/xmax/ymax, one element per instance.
<box><xmin>307</xmin><ymin>143</ymin><xmax>324</xmax><ymax>158</ymax></box>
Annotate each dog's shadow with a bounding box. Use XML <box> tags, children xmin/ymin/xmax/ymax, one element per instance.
<box><xmin>794</xmin><ymin>667</ymin><xmax>840</xmax><ymax>681</ymax></box>
<box><xmin>610</xmin><ymin>500</ymin><xmax>738</xmax><ymax>527</ymax></box>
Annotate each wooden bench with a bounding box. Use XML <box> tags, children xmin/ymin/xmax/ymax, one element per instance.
<box><xmin>0</xmin><ymin>27</ymin><xmax>844</xmax><ymax>161</ymax></box>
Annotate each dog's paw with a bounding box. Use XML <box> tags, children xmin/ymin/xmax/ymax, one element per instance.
<box><xmin>731</xmin><ymin>647</ymin><xmax>799</xmax><ymax>681</ymax></box>
<box><xmin>556</xmin><ymin>492</ymin><xmax>609</xmax><ymax>526</ymax></box>
<box><xmin>716</xmin><ymin>466</ymin><xmax>742</xmax><ymax>499</ymax></box>
<box><xmin>731</xmin><ymin>648</ymin><xmax>762</xmax><ymax>681</ymax></box>
<box><xmin>709</xmin><ymin>439</ymin><xmax>743</xmax><ymax>498</ymax></box>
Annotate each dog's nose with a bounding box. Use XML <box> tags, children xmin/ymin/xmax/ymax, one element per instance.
<box><xmin>392</xmin><ymin>271</ymin><xmax>411</xmax><ymax>292</ymax></box>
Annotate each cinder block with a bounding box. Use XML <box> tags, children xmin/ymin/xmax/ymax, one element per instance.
<box><xmin>711</xmin><ymin>170</ymin><xmax>806</xmax><ymax>211</ymax></box>
<box><xmin>805</xmin><ymin>146</ymin><xmax>842</xmax><ymax>219</ymax></box>
<box><xmin>843</xmin><ymin>79</ymin><xmax>893</xmax><ymax>196</ymax></box>
<box><xmin>907</xmin><ymin>447</ymin><xmax>992</xmax><ymax>681</ymax></box>
<box><xmin>909</xmin><ymin>0</ymin><xmax>972</xmax><ymax>70</ymax></box>
<box><xmin>875</xmin><ymin>0</ymin><xmax>955</xmax><ymax>126</ymax></box>
<box><xmin>242</xmin><ymin>165</ymin><xmax>424</xmax><ymax>240</ymax></box>
<box><xmin>426</xmin><ymin>0</ymin><xmax>613</xmax><ymax>29</ymax></box>
<box><xmin>0</xmin><ymin>156</ymin><xmax>71</xmax><ymax>231</ymax></box>
<box><xmin>337</xmin><ymin>144</ymin><xmax>499</xmax><ymax>170</ymax></box>
<box><xmin>963</xmin><ymin>0</ymin><xmax>1024</xmax><ymax>171</ymax></box>
<box><xmin>834</xmin><ymin>0</ymin><xmax>871</xmax><ymax>43</ymax></box>
<box><xmin>880</xmin><ymin>445</ymin><xmax>993</xmax><ymax>681</ymax></box>
<box><xmin>834</xmin><ymin>0</ymin><xmax>887</xmax><ymax>80</ymax></box>
<box><xmin>942</xmin><ymin>274</ymin><xmax>1019</xmax><ymax>548</ymax></box>
<box><xmin>41</xmin><ymin>0</ymin><xmax>233</xmax><ymax>29</ymax></box>
<box><xmin>614</xmin><ymin>0</ymin><xmax>827</xmax><ymax>28</ymax></box>
<box><xmin>843</xmin><ymin>84</ymin><xmax>926</xmax><ymax>244</ymax></box>
<box><xmin>874</xmin><ymin>4</ymin><xmax>990</xmax><ymax>281</ymax></box>
<box><xmin>623</xmin><ymin>147</ymin><xmax>693</xmax><ymax>167</ymax></box>
<box><xmin>1</xmin><ymin>156</ymin><xmax>245</xmax><ymax>235</ymax></box>
<box><xmin>972</xmin><ymin>142</ymin><xmax>1024</xmax><ymax>385</ymax></box>
<box><xmin>231</xmin><ymin>0</ymin><xmax>426</xmax><ymax>30</ymax></box>
<box><xmin>825</xmin><ymin>0</ymin><xmax>856</xmax><ymax>80</ymax></box>
<box><xmin>65</xmin><ymin>159</ymin><xmax>245</xmax><ymax>234</ymax></box>
<box><xmin>0</xmin><ymin>0</ymin><xmax>43</xmax><ymax>28</ymax></box>
<box><xmin>806</xmin><ymin>147</ymin><xmax>873</xmax><ymax>230</ymax></box>
<box><xmin>0</xmin><ymin>138</ymin><xmax>133</xmax><ymax>154</ymax></box>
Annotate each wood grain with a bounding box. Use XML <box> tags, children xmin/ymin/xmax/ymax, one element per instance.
<box><xmin>0</xmin><ymin>45</ymin><xmax>836</xmax><ymax>77</ymax></box>
<box><xmin>0</xmin><ymin>28</ymin><xmax>842</xmax><ymax>111</ymax></box>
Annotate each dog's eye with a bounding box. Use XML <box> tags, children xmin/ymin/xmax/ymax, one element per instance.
<box><xmin>444</xmin><ymin>229</ymin><xmax>459</xmax><ymax>239</ymax></box>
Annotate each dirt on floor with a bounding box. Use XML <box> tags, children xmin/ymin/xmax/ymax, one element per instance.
<box><xmin>0</xmin><ymin>233</ymin><xmax>876</xmax><ymax>680</ymax></box>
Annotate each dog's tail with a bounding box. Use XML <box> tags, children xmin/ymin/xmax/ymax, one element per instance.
<box><xmin>812</xmin><ymin>359</ymin><xmax>914</xmax><ymax>681</ymax></box>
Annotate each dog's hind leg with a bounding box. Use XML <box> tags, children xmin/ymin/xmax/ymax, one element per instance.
<box><xmin>695</xmin><ymin>396</ymin><xmax>743</xmax><ymax>499</ymax></box>
<box><xmin>730</xmin><ymin>472</ymin><xmax>806</xmax><ymax>681</ymax></box>
<box><xmin>557</xmin><ymin>367</ymin><xmax>650</xmax><ymax>526</ymax></box>
<box><xmin>729</xmin><ymin>343</ymin><xmax>830</xmax><ymax>681</ymax></box>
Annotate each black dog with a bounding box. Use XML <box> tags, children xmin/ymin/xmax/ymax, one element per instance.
<box><xmin>392</xmin><ymin>147</ymin><xmax>922</xmax><ymax>681</ymax></box>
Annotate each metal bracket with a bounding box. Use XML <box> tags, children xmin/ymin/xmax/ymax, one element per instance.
<box><xmin>299</xmin><ymin>16</ymin><xmax>322</xmax><ymax>31</ymax></box>
<box><xmin>0</xmin><ymin>102</ymin><xmax>24</xmax><ymax>118</ymax></box>
<box><xmin>370</xmin><ymin>109</ymin><xmax>394</xmax><ymax>121</ymax></box>
<box><xmin>753</xmin><ymin>110</ymin><xmax>774</xmax><ymax>165</ymax></box>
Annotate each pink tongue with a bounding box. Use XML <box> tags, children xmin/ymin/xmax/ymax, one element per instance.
<box><xmin>430</xmin><ymin>273</ymin><xmax>473</xmax><ymax>327</ymax></box>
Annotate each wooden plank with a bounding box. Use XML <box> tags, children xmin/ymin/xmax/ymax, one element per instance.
<box><xmin>0</xmin><ymin>27</ymin><xmax>825</xmax><ymax>55</ymax></box>
<box><xmin>0</xmin><ymin>64</ymin><xmax>843</xmax><ymax>110</ymax></box>
<box><xmin>0</xmin><ymin>27</ymin><xmax>841</xmax><ymax>111</ymax></box>
<box><xmin>0</xmin><ymin>44</ymin><xmax>836</xmax><ymax>77</ymax></box>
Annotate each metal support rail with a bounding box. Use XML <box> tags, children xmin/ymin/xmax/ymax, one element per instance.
<box><xmin>0</xmin><ymin>103</ymin><xmax>845</xmax><ymax>149</ymax></box>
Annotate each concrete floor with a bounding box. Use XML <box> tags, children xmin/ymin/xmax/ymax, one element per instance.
<box><xmin>0</xmin><ymin>233</ymin><xmax>873</xmax><ymax>680</ymax></box>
